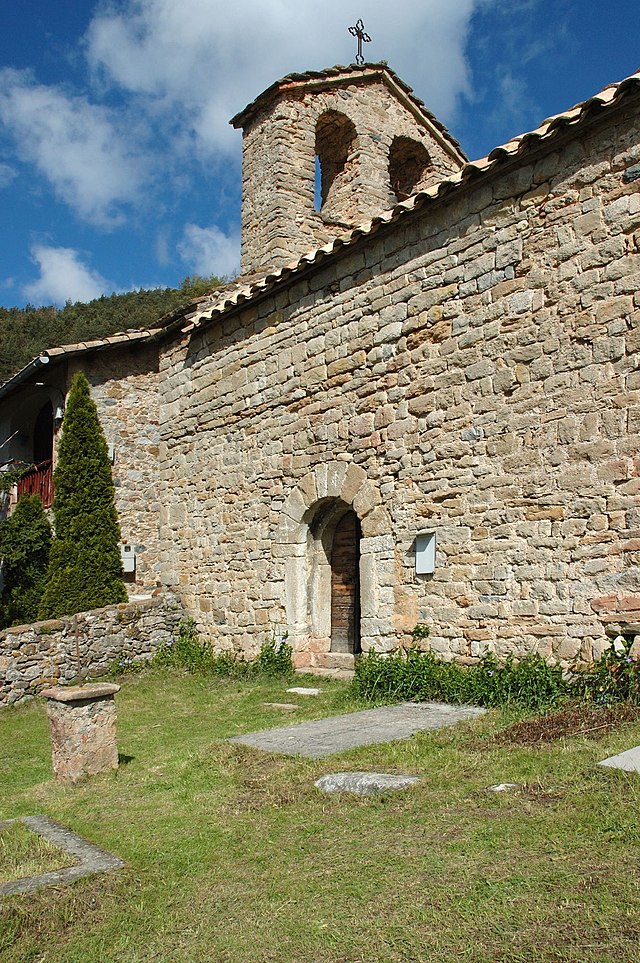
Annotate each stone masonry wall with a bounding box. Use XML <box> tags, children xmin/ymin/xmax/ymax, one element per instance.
<box><xmin>69</xmin><ymin>344</ymin><xmax>163</xmax><ymax>593</ymax></box>
<box><xmin>0</xmin><ymin>592</ymin><xmax>183</xmax><ymax>707</ymax></box>
<box><xmin>238</xmin><ymin>70</ymin><xmax>463</xmax><ymax>275</ymax></box>
<box><xmin>159</xmin><ymin>96</ymin><xmax>640</xmax><ymax>669</ymax></box>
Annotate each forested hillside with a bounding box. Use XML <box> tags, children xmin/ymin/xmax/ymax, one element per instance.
<box><xmin>0</xmin><ymin>275</ymin><xmax>222</xmax><ymax>382</ymax></box>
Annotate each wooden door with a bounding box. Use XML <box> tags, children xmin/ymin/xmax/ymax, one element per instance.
<box><xmin>330</xmin><ymin>511</ymin><xmax>361</xmax><ymax>654</ymax></box>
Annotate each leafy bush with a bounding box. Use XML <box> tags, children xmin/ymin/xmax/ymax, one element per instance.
<box><xmin>38</xmin><ymin>372</ymin><xmax>127</xmax><ymax>619</ymax></box>
<box><xmin>255</xmin><ymin>634</ymin><xmax>293</xmax><ymax>677</ymax></box>
<box><xmin>351</xmin><ymin>648</ymin><xmax>567</xmax><ymax>711</ymax></box>
<box><xmin>572</xmin><ymin>638</ymin><xmax>640</xmax><ymax>705</ymax></box>
<box><xmin>153</xmin><ymin>621</ymin><xmax>293</xmax><ymax>679</ymax></box>
<box><xmin>0</xmin><ymin>494</ymin><xmax>51</xmax><ymax>627</ymax></box>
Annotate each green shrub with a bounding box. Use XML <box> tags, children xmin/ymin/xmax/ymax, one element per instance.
<box><xmin>152</xmin><ymin>621</ymin><xmax>293</xmax><ymax>679</ymax></box>
<box><xmin>154</xmin><ymin>620</ymin><xmax>220</xmax><ymax>674</ymax></box>
<box><xmin>351</xmin><ymin>648</ymin><xmax>567</xmax><ymax>711</ymax></box>
<box><xmin>255</xmin><ymin>634</ymin><xmax>293</xmax><ymax>677</ymax></box>
<box><xmin>0</xmin><ymin>493</ymin><xmax>51</xmax><ymax>627</ymax></box>
<box><xmin>38</xmin><ymin>372</ymin><xmax>127</xmax><ymax>619</ymax></box>
<box><xmin>572</xmin><ymin>638</ymin><xmax>640</xmax><ymax>705</ymax></box>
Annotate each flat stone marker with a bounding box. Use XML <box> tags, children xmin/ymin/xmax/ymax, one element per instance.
<box><xmin>0</xmin><ymin>815</ymin><xmax>124</xmax><ymax>897</ymax></box>
<box><xmin>286</xmin><ymin>687</ymin><xmax>322</xmax><ymax>696</ymax></box>
<box><xmin>228</xmin><ymin>701</ymin><xmax>485</xmax><ymax>758</ymax></box>
<box><xmin>315</xmin><ymin>772</ymin><xmax>421</xmax><ymax>795</ymax></box>
<box><xmin>598</xmin><ymin>745</ymin><xmax>640</xmax><ymax>774</ymax></box>
<box><xmin>263</xmin><ymin>702</ymin><xmax>300</xmax><ymax>711</ymax></box>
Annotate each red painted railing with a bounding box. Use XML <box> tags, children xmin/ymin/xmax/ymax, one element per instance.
<box><xmin>17</xmin><ymin>460</ymin><xmax>54</xmax><ymax>508</ymax></box>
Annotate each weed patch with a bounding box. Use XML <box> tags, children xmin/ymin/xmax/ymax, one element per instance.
<box><xmin>351</xmin><ymin>648</ymin><xmax>567</xmax><ymax>710</ymax></box>
<box><xmin>151</xmin><ymin>620</ymin><xmax>294</xmax><ymax>680</ymax></box>
<box><xmin>352</xmin><ymin>643</ymin><xmax>640</xmax><ymax>713</ymax></box>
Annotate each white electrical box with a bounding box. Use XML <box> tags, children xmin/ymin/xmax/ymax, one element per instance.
<box><xmin>415</xmin><ymin>531</ymin><xmax>436</xmax><ymax>575</ymax></box>
<box><xmin>120</xmin><ymin>544</ymin><xmax>136</xmax><ymax>573</ymax></box>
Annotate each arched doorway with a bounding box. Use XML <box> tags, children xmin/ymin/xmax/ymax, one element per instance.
<box><xmin>330</xmin><ymin>510</ymin><xmax>361</xmax><ymax>654</ymax></box>
<box><xmin>277</xmin><ymin>461</ymin><xmax>395</xmax><ymax>670</ymax></box>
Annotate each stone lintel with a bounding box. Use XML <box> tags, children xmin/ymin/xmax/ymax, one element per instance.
<box><xmin>41</xmin><ymin>683</ymin><xmax>121</xmax><ymax>703</ymax></box>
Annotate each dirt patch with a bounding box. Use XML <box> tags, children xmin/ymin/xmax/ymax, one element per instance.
<box><xmin>492</xmin><ymin>704</ymin><xmax>640</xmax><ymax>746</ymax></box>
<box><xmin>207</xmin><ymin>743</ymin><xmax>315</xmax><ymax>812</ymax></box>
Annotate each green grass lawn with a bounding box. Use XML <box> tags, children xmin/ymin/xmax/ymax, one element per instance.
<box><xmin>1</xmin><ymin>669</ymin><xmax>640</xmax><ymax>963</ymax></box>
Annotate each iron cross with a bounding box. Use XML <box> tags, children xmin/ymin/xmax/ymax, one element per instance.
<box><xmin>349</xmin><ymin>19</ymin><xmax>371</xmax><ymax>66</ymax></box>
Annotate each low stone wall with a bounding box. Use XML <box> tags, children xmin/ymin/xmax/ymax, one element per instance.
<box><xmin>0</xmin><ymin>592</ymin><xmax>183</xmax><ymax>708</ymax></box>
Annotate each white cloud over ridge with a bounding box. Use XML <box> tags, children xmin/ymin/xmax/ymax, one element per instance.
<box><xmin>0</xmin><ymin>69</ymin><xmax>147</xmax><ymax>225</ymax></box>
<box><xmin>178</xmin><ymin>224</ymin><xmax>241</xmax><ymax>279</ymax></box>
<box><xmin>24</xmin><ymin>245</ymin><xmax>109</xmax><ymax>305</ymax></box>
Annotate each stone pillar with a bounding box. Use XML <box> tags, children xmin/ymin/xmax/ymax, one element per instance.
<box><xmin>41</xmin><ymin>683</ymin><xmax>121</xmax><ymax>784</ymax></box>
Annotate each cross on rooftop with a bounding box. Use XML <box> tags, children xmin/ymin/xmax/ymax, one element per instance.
<box><xmin>348</xmin><ymin>19</ymin><xmax>371</xmax><ymax>66</ymax></box>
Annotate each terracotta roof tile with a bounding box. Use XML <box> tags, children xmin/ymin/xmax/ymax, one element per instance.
<box><xmin>190</xmin><ymin>68</ymin><xmax>640</xmax><ymax>331</ymax></box>
<box><xmin>230</xmin><ymin>62</ymin><xmax>466</xmax><ymax>160</ymax></box>
<box><xmin>2</xmin><ymin>68</ymin><xmax>638</xmax><ymax>392</ymax></box>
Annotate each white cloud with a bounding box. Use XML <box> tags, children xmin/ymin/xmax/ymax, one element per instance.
<box><xmin>178</xmin><ymin>224</ymin><xmax>240</xmax><ymax>279</ymax></box>
<box><xmin>0</xmin><ymin>69</ymin><xmax>148</xmax><ymax>225</ymax></box>
<box><xmin>86</xmin><ymin>0</ymin><xmax>482</xmax><ymax>156</ymax></box>
<box><xmin>24</xmin><ymin>245</ymin><xmax>109</xmax><ymax>305</ymax></box>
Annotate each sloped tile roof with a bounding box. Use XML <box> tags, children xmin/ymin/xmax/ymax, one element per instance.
<box><xmin>230</xmin><ymin>62</ymin><xmax>466</xmax><ymax>161</ymax></box>
<box><xmin>190</xmin><ymin>69</ymin><xmax>640</xmax><ymax>332</ymax></box>
<box><xmin>2</xmin><ymin>67</ymin><xmax>639</xmax><ymax>395</ymax></box>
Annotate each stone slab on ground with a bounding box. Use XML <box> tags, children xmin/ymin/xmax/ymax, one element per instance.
<box><xmin>0</xmin><ymin>815</ymin><xmax>124</xmax><ymax>897</ymax></box>
<box><xmin>598</xmin><ymin>745</ymin><xmax>640</xmax><ymax>774</ymax></box>
<box><xmin>286</xmin><ymin>687</ymin><xmax>322</xmax><ymax>696</ymax></box>
<box><xmin>228</xmin><ymin>701</ymin><xmax>485</xmax><ymax>758</ymax></box>
<box><xmin>315</xmin><ymin>772</ymin><xmax>422</xmax><ymax>795</ymax></box>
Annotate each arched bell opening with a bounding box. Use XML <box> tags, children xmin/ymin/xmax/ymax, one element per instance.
<box><xmin>389</xmin><ymin>136</ymin><xmax>431</xmax><ymax>201</ymax></box>
<box><xmin>315</xmin><ymin>110</ymin><xmax>358</xmax><ymax>222</ymax></box>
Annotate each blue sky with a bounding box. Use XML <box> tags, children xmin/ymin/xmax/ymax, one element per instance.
<box><xmin>0</xmin><ymin>0</ymin><xmax>638</xmax><ymax>308</ymax></box>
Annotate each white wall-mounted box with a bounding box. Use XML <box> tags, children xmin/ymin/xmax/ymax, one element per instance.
<box><xmin>415</xmin><ymin>531</ymin><xmax>436</xmax><ymax>575</ymax></box>
<box><xmin>120</xmin><ymin>544</ymin><xmax>136</xmax><ymax>573</ymax></box>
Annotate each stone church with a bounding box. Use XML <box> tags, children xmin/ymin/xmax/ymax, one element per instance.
<box><xmin>2</xmin><ymin>61</ymin><xmax>640</xmax><ymax>673</ymax></box>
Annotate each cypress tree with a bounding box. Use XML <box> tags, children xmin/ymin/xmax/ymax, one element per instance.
<box><xmin>38</xmin><ymin>372</ymin><xmax>127</xmax><ymax>618</ymax></box>
<box><xmin>0</xmin><ymin>494</ymin><xmax>52</xmax><ymax>627</ymax></box>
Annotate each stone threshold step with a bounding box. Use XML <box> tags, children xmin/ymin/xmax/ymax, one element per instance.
<box><xmin>295</xmin><ymin>667</ymin><xmax>355</xmax><ymax>680</ymax></box>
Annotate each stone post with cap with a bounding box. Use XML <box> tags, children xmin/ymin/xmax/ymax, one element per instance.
<box><xmin>41</xmin><ymin>683</ymin><xmax>121</xmax><ymax>783</ymax></box>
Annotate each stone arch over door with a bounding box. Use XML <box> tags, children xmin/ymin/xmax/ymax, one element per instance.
<box><xmin>274</xmin><ymin>461</ymin><xmax>395</xmax><ymax>670</ymax></box>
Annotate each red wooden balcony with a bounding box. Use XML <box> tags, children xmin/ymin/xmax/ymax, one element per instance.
<box><xmin>17</xmin><ymin>460</ymin><xmax>54</xmax><ymax>508</ymax></box>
